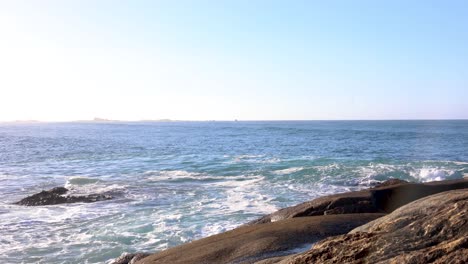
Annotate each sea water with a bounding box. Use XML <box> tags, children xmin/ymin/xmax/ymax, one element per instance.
<box><xmin>0</xmin><ymin>120</ymin><xmax>467</xmax><ymax>263</ymax></box>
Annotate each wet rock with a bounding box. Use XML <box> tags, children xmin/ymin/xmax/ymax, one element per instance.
<box><xmin>278</xmin><ymin>189</ymin><xmax>468</xmax><ymax>264</ymax></box>
<box><xmin>14</xmin><ymin>187</ymin><xmax>112</xmax><ymax>206</ymax></box>
<box><xmin>248</xmin><ymin>179</ymin><xmax>468</xmax><ymax>225</ymax></box>
<box><xmin>372</xmin><ymin>178</ymin><xmax>408</xmax><ymax>188</ymax></box>
<box><xmin>111</xmin><ymin>253</ymin><xmax>151</xmax><ymax>264</ymax></box>
<box><xmin>134</xmin><ymin>214</ymin><xmax>384</xmax><ymax>264</ymax></box>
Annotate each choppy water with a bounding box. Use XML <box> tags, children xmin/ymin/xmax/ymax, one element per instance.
<box><xmin>0</xmin><ymin>120</ymin><xmax>467</xmax><ymax>263</ymax></box>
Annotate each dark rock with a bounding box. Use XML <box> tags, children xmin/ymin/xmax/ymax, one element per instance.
<box><xmin>111</xmin><ymin>253</ymin><xmax>151</xmax><ymax>264</ymax></box>
<box><xmin>49</xmin><ymin>186</ymin><xmax>68</xmax><ymax>195</ymax></box>
<box><xmin>372</xmin><ymin>178</ymin><xmax>408</xmax><ymax>188</ymax></box>
<box><xmin>278</xmin><ymin>189</ymin><xmax>468</xmax><ymax>264</ymax></box>
<box><xmin>248</xmin><ymin>179</ymin><xmax>468</xmax><ymax>225</ymax></box>
<box><xmin>135</xmin><ymin>214</ymin><xmax>384</xmax><ymax>264</ymax></box>
<box><xmin>14</xmin><ymin>187</ymin><xmax>112</xmax><ymax>206</ymax></box>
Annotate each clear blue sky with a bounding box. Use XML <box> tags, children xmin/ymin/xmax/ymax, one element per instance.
<box><xmin>1</xmin><ymin>0</ymin><xmax>467</xmax><ymax>121</ymax></box>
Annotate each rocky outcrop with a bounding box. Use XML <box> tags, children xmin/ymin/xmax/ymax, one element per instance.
<box><xmin>372</xmin><ymin>178</ymin><xmax>408</xmax><ymax>187</ymax></box>
<box><xmin>111</xmin><ymin>253</ymin><xmax>151</xmax><ymax>264</ymax></box>
<box><xmin>248</xmin><ymin>179</ymin><xmax>468</xmax><ymax>225</ymax></box>
<box><xmin>134</xmin><ymin>214</ymin><xmax>384</xmax><ymax>264</ymax></box>
<box><xmin>126</xmin><ymin>179</ymin><xmax>468</xmax><ymax>264</ymax></box>
<box><xmin>14</xmin><ymin>187</ymin><xmax>112</xmax><ymax>206</ymax></box>
<box><xmin>276</xmin><ymin>188</ymin><xmax>468</xmax><ymax>264</ymax></box>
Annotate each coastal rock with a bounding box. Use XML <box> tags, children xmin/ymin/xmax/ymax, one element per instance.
<box><xmin>372</xmin><ymin>178</ymin><xmax>408</xmax><ymax>188</ymax></box>
<box><xmin>135</xmin><ymin>214</ymin><xmax>384</xmax><ymax>264</ymax></box>
<box><xmin>277</xmin><ymin>189</ymin><xmax>468</xmax><ymax>264</ymax></box>
<box><xmin>14</xmin><ymin>187</ymin><xmax>112</xmax><ymax>206</ymax></box>
<box><xmin>111</xmin><ymin>253</ymin><xmax>151</xmax><ymax>264</ymax></box>
<box><xmin>248</xmin><ymin>179</ymin><xmax>468</xmax><ymax>225</ymax></box>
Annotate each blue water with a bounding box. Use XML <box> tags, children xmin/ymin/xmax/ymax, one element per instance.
<box><xmin>0</xmin><ymin>120</ymin><xmax>467</xmax><ymax>263</ymax></box>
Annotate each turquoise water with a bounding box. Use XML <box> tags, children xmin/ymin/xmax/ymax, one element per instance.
<box><xmin>0</xmin><ymin>120</ymin><xmax>467</xmax><ymax>263</ymax></box>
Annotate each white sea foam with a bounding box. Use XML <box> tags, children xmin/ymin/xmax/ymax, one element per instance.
<box><xmin>452</xmin><ymin>161</ymin><xmax>468</xmax><ymax>165</ymax></box>
<box><xmin>315</xmin><ymin>163</ymin><xmax>341</xmax><ymax>172</ymax></box>
<box><xmin>272</xmin><ymin>167</ymin><xmax>304</xmax><ymax>175</ymax></box>
<box><xmin>229</xmin><ymin>154</ymin><xmax>280</xmax><ymax>164</ymax></box>
<box><xmin>354</xmin><ymin>163</ymin><xmax>401</xmax><ymax>186</ymax></box>
<box><xmin>410</xmin><ymin>168</ymin><xmax>455</xmax><ymax>182</ymax></box>
<box><xmin>144</xmin><ymin>170</ymin><xmax>222</xmax><ymax>182</ymax></box>
<box><xmin>212</xmin><ymin>176</ymin><xmax>279</xmax><ymax>215</ymax></box>
<box><xmin>263</xmin><ymin>157</ymin><xmax>281</xmax><ymax>164</ymax></box>
<box><xmin>144</xmin><ymin>170</ymin><xmax>201</xmax><ymax>178</ymax></box>
<box><xmin>0</xmin><ymin>174</ymin><xmax>11</xmax><ymax>180</ymax></box>
<box><xmin>63</xmin><ymin>176</ymin><xmax>128</xmax><ymax>197</ymax></box>
<box><xmin>200</xmin><ymin>221</ymin><xmax>238</xmax><ymax>238</ymax></box>
<box><xmin>0</xmin><ymin>200</ymin><xmax>126</xmax><ymax>263</ymax></box>
<box><xmin>313</xmin><ymin>183</ymin><xmax>353</xmax><ymax>196</ymax></box>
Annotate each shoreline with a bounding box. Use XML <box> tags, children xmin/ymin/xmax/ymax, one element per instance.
<box><xmin>110</xmin><ymin>178</ymin><xmax>468</xmax><ymax>264</ymax></box>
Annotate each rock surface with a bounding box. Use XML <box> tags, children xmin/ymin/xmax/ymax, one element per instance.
<box><xmin>121</xmin><ymin>179</ymin><xmax>468</xmax><ymax>264</ymax></box>
<box><xmin>14</xmin><ymin>187</ymin><xmax>112</xmax><ymax>206</ymax></box>
<box><xmin>372</xmin><ymin>178</ymin><xmax>408</xmax><ymax>188</ymax></box>
<box><xmin>111</xmin><ymin>253</ymin><xmax>151</xmax><ymax>264</ymax></box>
<box><xmin>276</xmin><ymin>188</ymin><xmax>468</xmax><ymax>264</ymax></box>
<box><xmin>248</xmin><ymin>179</ymin><xmax>468</xmax><ymax>225</ymax></box>
<box><xmin>135</xmin><ymin>214</ymin><xmax>384</xmax><ymax>264</ymax></box>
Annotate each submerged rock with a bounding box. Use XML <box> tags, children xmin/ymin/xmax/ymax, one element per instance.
<box><xmin>14</xmin><ymin>187</ymin><xmax>112</xmax><ymax>206</ymax></box>
<box><xmin>135</xmin><ymin>214</ymin><xmax>384</xmax><ymax>264</ymax></box>
<box><xmin>277</xmin><ymin>189</ymin><xmax>468</xmax><ymax>264</ymax></box>
<box><xmin>248</xmin><ymin>179</ymin><xmax>468</xmax><ymax>225</ymax></box>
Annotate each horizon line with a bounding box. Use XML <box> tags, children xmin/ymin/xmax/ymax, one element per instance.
<box><xmin>1</xmin><ymin>118</ymin><xmax>468</xmax><ymax>123</ymax></box>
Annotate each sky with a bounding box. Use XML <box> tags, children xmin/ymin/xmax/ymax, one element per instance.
<box><xmin>0</xmin><ymin>0</ymin><xmax>467</xmax><ymax>121</ymax></box>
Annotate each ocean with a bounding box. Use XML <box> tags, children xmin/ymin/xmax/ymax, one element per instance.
<box><xmin>0</xmin><ymin>120</ymin><xmax>467</xmax><ymax>263</ymax></box>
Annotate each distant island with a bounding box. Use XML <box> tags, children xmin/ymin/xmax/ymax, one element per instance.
<box><xmin>0</xmin><ymin>120</ymin><xmax>41</xmax><ymax>124</ymax></box>
<box><xmin>74</xmin><ymin>118</ymin><xmax>176</xmax><ymax>123</ymax></box>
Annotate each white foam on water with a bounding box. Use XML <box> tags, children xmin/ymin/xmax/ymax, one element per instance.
<box><xmin>452</xmin><ymin>161</ymin><xmax>468</xmax><ymax>165</ymax></box>
<box><xmin>421</xmin><ymin>160</ymin><xmax>468</xmax><ymax>166</ymax></box>
<box><xmin>66</xmin><ymin>182</ymin><xmax>127</xmax><ymax>196</ymax></box>
<box><xmin>315</xmin><ymin>163</ymin><xmax>342</xmax><ymax>172</ymax></box>
<box><xmin>272</xmin><ymin>167</ymin><xmax>304</xmax><ymax>175</ymax></box>
<box><xmin>144</xmin><ymin>170</ymin><xmax>201</xmax><ymax>178</ymax></box>
<box><xmin>211</xmin><ymin>176</ymin><xmax>279</xmax><ymax>215</ymax></box>
<box><xmin>200</xmin><ymin>221</ymin><xmax>238</xmax><ymax>238</ymax></box>
<box><xmin>355</xmin><ymin>163</ymin><xmax>401</xmax><ymax>186</ymax></box>
<box><xmin>262</xmin><ymin>157</ymin><xmax>281</xmax><ymax>164</ymax></box>
<box><xmin>229</xmin><ymin>154</ymin><xmax>281</xmax><ymax>164</ymax></box>
<box><xmin>144</xmin><ymin>170</ymin><xmax>241</xmax><ymax>182</ymax></box>
<box><xmin>0</xmin><ymin>201</ymin><xmax>128</xmax><ymax>263</ymax></box>
<box><xmin>0</xmin><ymin>174</ymin><xmax>11</xmax><ymax>180</ymax></box>
<box><xmin>410</xmin><ymin>168</ymin><xmax>455</xmax><ymax>182</ymax></box>
<box><xmin>234</xmin><ymin>154</ymin><xmax>264</xmax><ymax>159</ymax></box>
<box><xmin>314</xmin><ymin>183</ymin><xmax>354</xmax><ymax>196</ymax></box>
<box><xmin>62</xmin><ymin>176</ymin><xmax>130</xmax><ymax>197</ymax></box>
